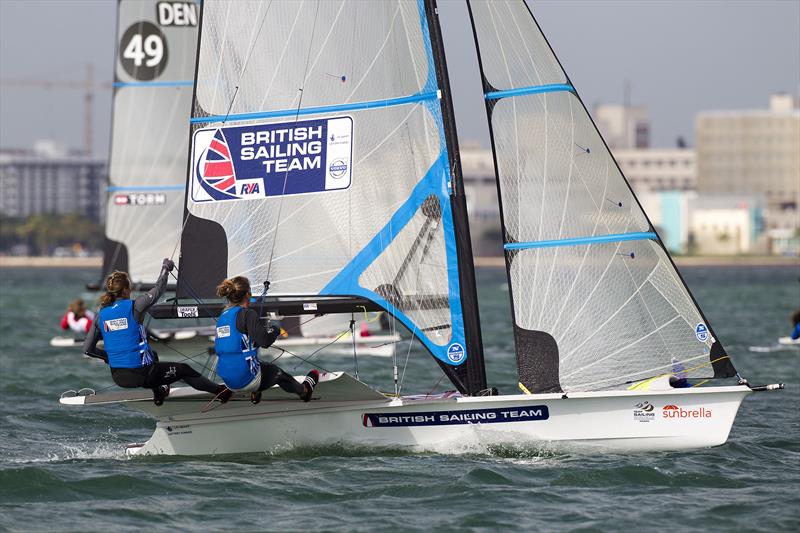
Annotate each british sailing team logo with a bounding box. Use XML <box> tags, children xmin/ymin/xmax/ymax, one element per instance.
<box><xmin>195</xmin><ymin>129</ymin><xmax>239</xmax><ymax>201</ymax></box>
<box><xmin>190</xmin><ymin>117</ymin><xmax>353</xmax><ymax>204</ymax></box>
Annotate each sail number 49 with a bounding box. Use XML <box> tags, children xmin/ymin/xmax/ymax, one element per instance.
<box><xmin>123</xmin><ymin>34</ymin><xmax>164</xmax><ymax>68</ymax></box>
<box><xmin>119</xmin><ymin>21</ymin><xmax>169</xmax><ymax>81</ymax></box>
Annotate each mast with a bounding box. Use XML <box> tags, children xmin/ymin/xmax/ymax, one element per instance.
<box><xmin>424</xmin><ymin>0</ymin><xmax>487</xmax><ymax>395</ymax></box>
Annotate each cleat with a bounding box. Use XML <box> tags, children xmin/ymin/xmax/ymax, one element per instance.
<box><xmin>250</xmin><ymin>391</ymin><xmax>262</xmax><ymax>404</ymax></box>
<box><xmin>153</xmin><ymin>384</ymin><xmax>170</xmax><ymax>406</ymax></box>
<box><xmin>300</xmin><ymin>370</ymin><xmax>320</xmax><ymax>402</ymax></box>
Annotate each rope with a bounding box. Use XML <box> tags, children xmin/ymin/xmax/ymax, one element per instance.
<box><xmin>622</xmin><ymin>355</ymin><xmax>733</xmax><ymax>391</ymax></box>
<box><xmin>289</xmin><ymin>327</ymin><xmax>351</xmax><ymax>372</ymax></box>
<box><xmin>265</xmin><ymin>0</ymin><xmax>322</xmax><ymax>284</ymax></box>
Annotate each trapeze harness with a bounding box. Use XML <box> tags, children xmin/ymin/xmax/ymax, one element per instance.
<box><xmin>97</xmin><ymin>300</ymin><xmax>154</xmax><ymax>368</ymax></box>
<box><xmin>215</xmin><ymin>306</ymin><xmax>261</xmax><ymax>390</ymax></box>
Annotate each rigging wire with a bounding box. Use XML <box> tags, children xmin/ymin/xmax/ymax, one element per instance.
<box><xmin>264</xmin><ymin>0</ymin><xmax>322</xmax><ymax>285</ymax></box>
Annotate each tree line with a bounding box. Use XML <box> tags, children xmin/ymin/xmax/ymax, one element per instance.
<box><xmin>0</xmin><ymin>213</ymin><xmax>103</xmax><ymax>255</ymax></box>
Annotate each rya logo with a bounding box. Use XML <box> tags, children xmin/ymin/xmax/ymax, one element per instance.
<box><xmin>240</xmin><ymin>182</ymin><xmax>260</xmax><ymax>195</ymax></box>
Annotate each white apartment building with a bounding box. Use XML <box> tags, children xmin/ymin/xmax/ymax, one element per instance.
<box><xmin>615</xmin><ymin>148</ymin><xmax>696</xmax><ymax>193</ymax></box>
<box><xmin>696</xmin><ymin>94</ymin><xmax>800</xmax><ymax>227</ymax></box>
<box><xmin>0</xmin><ymin>141</ymin><xmax>106</xmax><ymax>223</ymax></box>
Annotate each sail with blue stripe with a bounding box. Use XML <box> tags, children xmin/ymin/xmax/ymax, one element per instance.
<box><xmin>103</xmin><ymin>0</ymin><xmax>196</xmax><ymax>284</ymax></box>
<box><xmin>468</xmin><ymin>0</ymin><xmax>736</xmax><ymax>393</ymax></box>
<box><xmin>178</xmin><ymin>0</ymin><xmax>485</xmax><ymax>393</ymax></box>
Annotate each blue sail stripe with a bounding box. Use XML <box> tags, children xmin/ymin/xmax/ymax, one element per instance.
<box><xmin>113</xmin><ymin>81</ymin><xmax>193</xmax><ymax>88</ymax></box>
<box><xmin>485</xmin><ymin>83</ymin><xmax>573</xmax><ymax>100</ymax></box>
<box><xmin>107</xmin><ymin>185</ymin><xmax>184</xmax><ymax>192</ymax></box>
<box><xmin>504</xmin><ymin>232</ymin><xmax>658</xmax><ymax>250</ymax></box>
<box><xmin>190</xmin><ymin>91</ymin><xmax>439</xmax><ymax>124</ymax></box>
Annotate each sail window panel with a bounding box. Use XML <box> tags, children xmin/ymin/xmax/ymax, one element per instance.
<box><xmin>470</xmin><ymin>0</ymin><xmax>566</xmax><ymax>91</ymax></box>
<box><xmin>510</xmin><ymin>240</ymin><xmax>712</xmax><ymax>392</ymax></box>
<box><xmin>187</xmin><ymin>103</ymin><xmax>441</xmax><ymax>295</ymax></box>
<box><xmin>358</xmin><ymin>201</ymin><xmax>453</xmax><ymax>348</ymax></box>
<box><xmin>196</xmin><ymin>0</ymin><xmax>430</xmax><ymax>117</ymax></box>
<box><xmin>492</xmin><ymin>91</ymin><xmax>649</xmax><ymax>243</ymax></box>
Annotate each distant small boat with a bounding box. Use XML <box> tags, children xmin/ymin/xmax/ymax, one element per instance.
<box><xmin>50</xmin><ymin>336</ymin><xmax>85</xmax><ymax>348</ymax></box>
<box><xmin>778</xmin><ymin>337</ymin><xmax>800</xmax><ymax>347</ymax></box>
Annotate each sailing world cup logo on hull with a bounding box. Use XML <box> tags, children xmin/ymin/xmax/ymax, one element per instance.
<box><xmin>190</xmin><ymin>116</ymin><xmax>353</xmax><ymax>204</ymax></box>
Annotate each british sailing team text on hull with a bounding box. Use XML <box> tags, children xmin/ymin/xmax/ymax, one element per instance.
<box><xmin>61</xmin><ymin>0</ymin><xmax>782</xmax><ymax>455</ymax></box>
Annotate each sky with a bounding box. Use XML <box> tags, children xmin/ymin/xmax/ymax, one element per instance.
<box><xmin>0</xmin><ymin>0</ymin><xmax>798</xmax><ymax>157</ymax></box>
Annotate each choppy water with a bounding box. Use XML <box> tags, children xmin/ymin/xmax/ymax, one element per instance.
<box><xmin>1</xmin><ymin>265</ymin><xmax>798</xmax><ymax>531</ymax></box>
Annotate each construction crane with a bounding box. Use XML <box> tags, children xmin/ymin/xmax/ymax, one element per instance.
<box><xmin>1</xmin><ymin>64</ymin><xmax>112</xmax><ymax>157</ymax></box>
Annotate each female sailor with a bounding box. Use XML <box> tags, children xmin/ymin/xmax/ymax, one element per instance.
<box><xmin>791</xmin><ymin>310</ymin><xmax>800</xmax><ymax>340</ymax></box>
<box><xmin>61</xmin><ymin>299</ymin><xmax>94</xmax><ymax>335</ymax></box>
<box><xmin>84</xmin><ymin>258</ymin><xmax>231</xmax><ymax>405</ymax></box>
<box><xmin>215</xmin><ymin>276</ymin><xmax>318</xmax><ymax>404</ymax></box>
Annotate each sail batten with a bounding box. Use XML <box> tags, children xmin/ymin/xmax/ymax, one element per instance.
<box><xmin>505</xmin><ymin>232</ymin><xmax>658</xmax><ymax>250</ymax></box>
<box><xmin>190</xmin><ymin>91</ymin><xmax>440</xmax><ymax>125</ymax></box>
<box><xmin>485</xmin><ymin>83</ymin><xmax>573</xmax><ymax>100</ymax></box>
<box><xmin>113</xmin><ymin>80</ymin><xmax>194</xmax><ymax>88</ymax></box>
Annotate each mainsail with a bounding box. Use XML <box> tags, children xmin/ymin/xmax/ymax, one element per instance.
<box><xmin>103</xmin><ymin>0</ymin><xmax>198</xmax><ymax>284</ymax></box>
<box><xmin>467</xmin><ymin>0</ymin><xmax>737</xmax><ymax>393</ymax></box>
<box><xmin>178</xmin><ymin>0</ymin><xmax>485</xmax><ymax>393</ymax></box>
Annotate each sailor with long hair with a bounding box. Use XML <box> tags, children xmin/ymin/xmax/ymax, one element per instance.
<box><xmin>84</xmin><ymin>259</ymin><xmax>231</xmax><ymax>405</ymax></box>
<box><xmin>215</xmin><ymin>276</ymin><xmax>318</xmax><ymax>404</ymax></box>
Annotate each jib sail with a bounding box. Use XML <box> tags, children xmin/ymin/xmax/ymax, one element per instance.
<box><xmin>467</xmin><ymin>0</ymin><xmax>736</xmax><ymax>393</ymax></box>
<box><xmin>178</xmin><ymin>0</ymin><xmax>485</xmax><ymax>393</ymax></box>
<box><xmin>103</xmin><ymin>0</ymin><xmax>198</xmax><ymax>284</ymax></box>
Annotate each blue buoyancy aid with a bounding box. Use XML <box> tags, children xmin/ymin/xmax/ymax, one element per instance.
<box><xmin>98</xmin><ymin>299</ymin><xmax>154</xmax><ymax>368</ymax></box>
<box><xmin>215</xmin><ymin>306</ymin><xmax>260</xmax><ymax>389</ymax></box>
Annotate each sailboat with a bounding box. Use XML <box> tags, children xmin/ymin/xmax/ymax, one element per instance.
<box><xmin>52</xmin><ymin>0</ymin><xmax>214</xmax><ymax>357</ymax></box>
<box><xmin>60</xmin><ymin>0</ymin><xmax>782</xmax><ymax>456</ymax></box>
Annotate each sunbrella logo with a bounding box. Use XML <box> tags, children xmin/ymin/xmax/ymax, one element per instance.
<box><xmin>662</xmin><ymin>404</ymin><xmax>712</xmax><ymax>419</ymax></box>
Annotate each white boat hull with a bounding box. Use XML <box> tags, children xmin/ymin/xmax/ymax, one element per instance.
<box><xmin>61</xmin><ymin>373</ymin><xmax>751</xmax><ymax>456</ymax></box>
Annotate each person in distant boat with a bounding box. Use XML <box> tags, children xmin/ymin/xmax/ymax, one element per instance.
<box><xmin>84</xmin><ymin>259</ymin><xmax>231</xmax><ymax>406</ymax></box>
<box><xmin>791</xmin><ymin>310</ymin><xmax>800</xmax><ymax>340</ymax></box>
<box><xmin>61</xmin><ymin>299</ymin><xmax>94</xmax><ymax>336</ymax></box>
<box><xmin>215</xmin><ymin>276</ymin><xmax>319</xmax><ymax>404</ymax></box>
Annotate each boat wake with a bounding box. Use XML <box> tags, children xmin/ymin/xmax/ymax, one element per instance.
<box><xmin>7</xmin><ymin>441</ymin><xmax>129</xmax><ymax>465</ymax></box>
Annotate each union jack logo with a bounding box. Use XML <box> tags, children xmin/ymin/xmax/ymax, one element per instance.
<box><xmin>202</xmin><ymin>130</ymin><xmax>236</xmax><ymax>194</ymax></box>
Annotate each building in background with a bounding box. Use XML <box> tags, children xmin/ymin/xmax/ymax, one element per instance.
<box><xmin>616</xmin><ymin>148</ymin><xmax>695</xmax><ymax>193</ymax></box>
<box><xmin>696</xmin><ymin>94</ymin><xmax>799</xmax><ymax>242</ymax></box>
<box><xmin>594</xmin><ymin>104</ymin><xmax>650</xmax><ymax>149</ymax></box>
<box><xmin>0</xmin><ymin>140</ymin><xmax>106</xmax><ymax>223</ymax></box>
<box><xmin>688</xmin><ymin>195</ymin><xmax>765</xmax><ymax>255</ymax></box>
<box><xmin>638</xmin><ymin>191</ymin><xmax>694</xmax><ymax>254</ymax></box>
